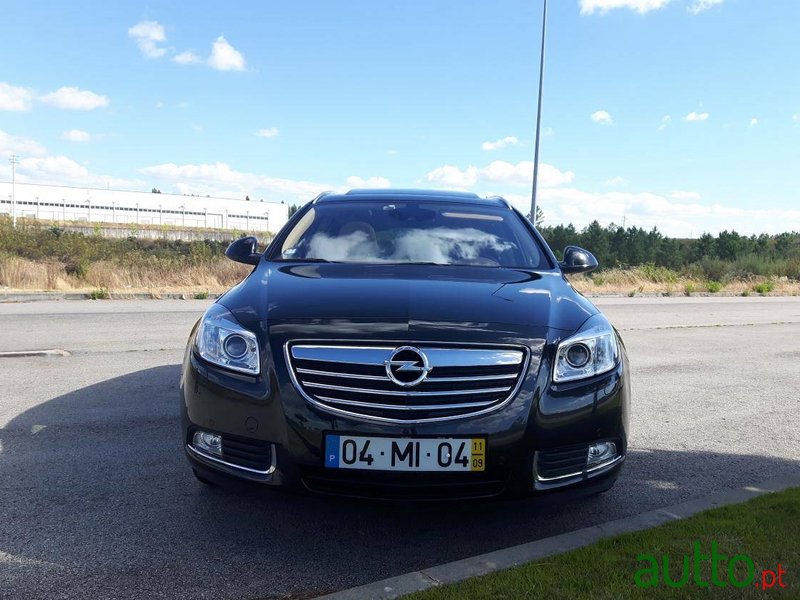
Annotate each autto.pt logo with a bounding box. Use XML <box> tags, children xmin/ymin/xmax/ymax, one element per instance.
<box><xmin>635</xmin><ymin>541</ymin><xmax>789</xmax><ymax>590</ymax></box>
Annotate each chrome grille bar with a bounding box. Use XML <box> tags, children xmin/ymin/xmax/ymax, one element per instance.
<box><xmin>302</xmin><ymin>381</ymin><xmax>512</xmax><ymax>396</ymax></box>
<box><xmin>316</xmin><ymin>396</ymin><xmax>497</xmax><ymax>411</ymax></box>
<box><xmin>295</xmin><ymin>367</ymin><xmax>518</xmax><ymax>383</ymax></box>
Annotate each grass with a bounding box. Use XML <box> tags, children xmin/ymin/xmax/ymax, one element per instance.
<box><xmin>753</xmin><ymin>281</ymin><xmax>775</xmax><ymax>295</ymax></box>
<box><xmin>406</xmin><ymin>487</ymin><xmax>800</xmax><ymax>600</ymax></box>
<box><xmin>707</xmin><ymin>281</ymin><xmax>723</xmax><ymax>293</ymax></box>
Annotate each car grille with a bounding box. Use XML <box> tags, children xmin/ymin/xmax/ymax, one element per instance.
<box><xmin>285</xmin><ymin>342</ymin><xmax>528</xmax><ymax>423</ymax></box>
<box><xmin>221</xmin><ymin>436</ymin><xmax>273</xmax><ymax>472</ymax></box>
<box><xmin>535</xmin><ymin>445</ymin><xmax>588</xmax><ymax>481</ymax></box>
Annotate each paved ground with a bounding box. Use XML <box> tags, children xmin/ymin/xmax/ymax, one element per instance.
<box><xmin>1</xmin><ymin>297</ymin><xmax>799</xmax><ymax>599</ymax></box>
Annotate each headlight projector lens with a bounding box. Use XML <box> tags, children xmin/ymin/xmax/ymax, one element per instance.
<box><xmin>223</xmin><ymin>334</ymin><xmax>249</xmax><ymax>359</ymax></box>
<box><xmin>565</xmin><ymin>343</ymin><xmax>591</xmax><ymax>368</ymax></box>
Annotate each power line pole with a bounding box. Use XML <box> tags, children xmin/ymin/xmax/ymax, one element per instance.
<box><xmin>529</xmin><ymin>0</ymin><xmax>548</xmax><ymax>224</ymax></box>
<box><xmin>9</xmin><ymin>153</ymin><xmax>19</xmax><ymax>228</ymax></box>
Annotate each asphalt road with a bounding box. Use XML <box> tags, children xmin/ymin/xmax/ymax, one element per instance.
<box><xmin>1</xmin><ymin>297</ymin><xmax>799</xmax><ymax>599</ymax></box>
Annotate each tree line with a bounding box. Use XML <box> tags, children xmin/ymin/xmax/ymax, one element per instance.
<box><xmin>539</xmin><ymin>221</ymin><xmax>800</xmax><ymax>279</ymax></box>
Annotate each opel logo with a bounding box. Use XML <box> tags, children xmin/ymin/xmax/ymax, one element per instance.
<box><xmin>385</xmin><ymin>346</ymin><xmax>431</xmax><ymax>387</ymax></box>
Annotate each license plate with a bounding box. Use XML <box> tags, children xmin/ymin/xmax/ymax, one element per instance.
<box><xmin>324</xmin><ymin>435</ymin><xmax>486</xmax><ymax>472</ymax></box>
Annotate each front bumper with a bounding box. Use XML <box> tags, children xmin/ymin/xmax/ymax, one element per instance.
<box><xmin>181</xmin><ymin>333</ymin><xmax>630</xmax><ymax>500</ymax></box>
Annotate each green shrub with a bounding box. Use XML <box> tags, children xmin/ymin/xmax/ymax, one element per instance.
<box><xmin>741</xmin><ymin>289</ymin><xmax>751</xmax><ymax>297</ymax></box>
<box><xmin>707</xmin><ymin>281</ymin><xmax>723</xmax><ymax>293</ymax></box>
<box><xmin>592</xmin><ymin>275</ymin><xmax>606</xmax><ymax>286</ymax></box>
<box><xmin>684</xmin><ymin>282</ymin><xmax>696</xmax><ymax>296</ymax></box>
<box><xmin>193</xmin><ymin>291</ymin><xmax>209</xmax><ymax>300</ymax></box>
<box><xmin>753</xmin><ymin>281</ymin><xmax>774</xmax><ymax>295</ymax></box>
<box><xmin>89</xmin><ymin>287</ymin><xmax>110</xmax><ymax>300</ymax></box>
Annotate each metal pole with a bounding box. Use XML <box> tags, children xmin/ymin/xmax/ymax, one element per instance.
<box><xmin>9</xmin><ymin>154</ymin><xmax>19</xmax><ymax>228</ymax></box>
<box><xmin>529</xmin><ymin>0</ymin><xmax>548</xmax><ymax>224</ymax></box>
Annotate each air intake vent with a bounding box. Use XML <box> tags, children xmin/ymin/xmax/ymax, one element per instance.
<box><xmin>285</xmin><ymin>342</ymin><xmax>528</xmax><ymax>423</ymax></box>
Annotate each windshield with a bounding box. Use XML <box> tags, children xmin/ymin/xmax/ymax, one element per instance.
<box><xmin>273</xmin><ymin>201</ymin><xmax>549</xmax><ymax>269</ymax></box>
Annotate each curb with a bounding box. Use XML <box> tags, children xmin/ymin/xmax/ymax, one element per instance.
<box><xmin>0</xmin><ymin>349</ymin><xmax>71</xmax><ymax>358</ymax></box>
<box><xmin>319</xmin><ymin>474</ymin><xmax>800</xmax><ymax>600</ymax></box>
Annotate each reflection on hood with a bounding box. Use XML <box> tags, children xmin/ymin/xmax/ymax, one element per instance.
<box><xmin>307</xmin><ymin>227</ymin><xmax>513</xmax><ymax>264</ymax></box>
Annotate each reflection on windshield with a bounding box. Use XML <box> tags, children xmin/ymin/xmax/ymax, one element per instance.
<box><xmin>305</xmin><ymin>227</ymin><xmax>513</xmax><ymax>265</ymax></box>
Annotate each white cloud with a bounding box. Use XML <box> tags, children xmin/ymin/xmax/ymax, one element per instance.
<box><xmin>128</xmin><ymin>20</ymin><xmax>168</xmax><ymax>59</ymax></box>
<box><xmin>425</xmin><ymin>165</ymin><xmax>479</xmax><ymax>188</ymax></box>
<box><xmin>173</xmin><ymin>50</ymin><xmax>202</xmax><ymax>65</ymax></box>
<box><xmin>207</xmin><ymin>36</ymin><xmax>246</xmax><ymax>71</ymax></box>
<box><xmin>670</xmin><ymin>190</ymin><xmax>701</xmax><ymax>200</ymax></box>
<box><xmin>605</xmin><ymin>176</ymin><xmax>627</xmax><ymax>186</ymax></box>
<box><xmin>793</xmin><ymin>114</ymin><xmax>800</xmax><ymax>123</ymax></box>
<box><xmin>688</xmin><ymin>0</ymin><xmax>724</xmax><ymax>15</ymax></box>
<box><xmin>139</xmin><ymin>161</ymin><xmax>333</xmax><ymax>201</ymax></box>
<box><xmin>40</xmin><ymin>87</ymin><xmax>109</xmax><ymax>110</ymax></box>
<box><xmin>502</xmin><ymin>187</ymin><xmax>800</xmax><ymax>238</ymax></box>
<box><xmin>0</xmin><ymin>129</ymin><xmax>138</xmax><ymax>188</ymax></box>
<box><xmin>658</xmin><ymin>115</ymin><xmax>672</xmax><ymax>131</ymax></box>
<box><xmin>155</xmin><ymin>100</ymin><xmax>164</xmax><ymax>109</ymax></box>
<box><xmin>749</xmin><ymin>117</ymin><xmax>758</xmax><ymax>128</ymax></box>
<box><xmin>346</xmin><ymin>176</ymin><xmax>391</xmax><ymax>189</ymax></box>
<box><xmin>387</xmin><ymin>149</ymin><xmax>398</xmax><ymax>155</ymax></box>
<box><xmin>684</xmin><ymin>111</ymin><xmax>709</xmax><ymax>122</ymax></box>
<box><xmin>128</xmin><ymin>20</ymin><xmax>247</xmax><ymax>73</ymax></box>
<box><xmin>0</xmin><ymin>130</ymin><xmax>47</xmax><ymax>158</ymax></box>
<box><xmin>0</xmin><ymin>83</ymin><xmax>35</xmax><ymax>111</ymax></box>
<box><xmin>255</xmin><ymin>127</ymin><xmax>279</xmax><ymax>138</ymax></box>
<box><xmin>590</xmin><ymin>110</ymin><xmax>614</xmax><ymax>125</ymax></box>
<box><xmin>580</xmin><ymin>0</ymin><xmax>672</xmax><ymax>15</ymax></box>
<box><xmin>481</xmin><ymin>136</ymin><xmax>519</xmax><ymax>151</ymax></box>
<box><xmin>426</xmin><ymin>160</ymin><xmax>574</xmax><ymax>189</ymax></box>
<box><xmin>62</xmin><ymin>129</ymin><xmax>91</xmax><ymax>143</ymax></box>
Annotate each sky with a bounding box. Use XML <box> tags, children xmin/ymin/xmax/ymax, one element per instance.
<box><xmin>1</xmin><ymin>0</ymin><xmax>799</xmax><ymax>237</ymax></box>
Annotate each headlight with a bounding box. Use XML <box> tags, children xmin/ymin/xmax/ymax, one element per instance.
<box><xmin>553</xmin><ymin>314</ymin><xmax>619</xmax><ymax>383</ymax></box>
<box><xmin>195</xmin><ymin>304</ymin><xmax>260</xmax><ymax>375</ymax></box>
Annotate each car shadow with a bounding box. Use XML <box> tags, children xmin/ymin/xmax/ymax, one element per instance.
<box><xmin>1</xmin><ymin>365</ymin><xmax>798</xmax><ymax>599</ymax></box>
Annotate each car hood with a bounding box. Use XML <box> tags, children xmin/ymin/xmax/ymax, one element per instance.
<box><xmin>223</xmin><ymin>263</ymin><xmax>597</xmax><ymax>333</ymax></box>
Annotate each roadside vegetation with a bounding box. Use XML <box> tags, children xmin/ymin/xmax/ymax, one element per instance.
<box><xmin>0</xmin><ymin>218</ymin><xmax>252</xmax><ymax>294</ymax></box>
<box><xmin>540</xmin><ymin>221</ymin><xmax>800</xmax><ymax>297</ymax></box>
<box><xmin>2</xmin><ymin>217</ymin><xmax>800</xmax><ymax>295</ymax></box>
<box><xmin>407</xmin><ymin>487</ymin><xmax>800</xmax><ymax>600</ymax></box>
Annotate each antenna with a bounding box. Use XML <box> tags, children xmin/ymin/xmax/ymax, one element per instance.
<box><xmin>8</xmin><ymin>153</ymin><xmax>20</xmax><ymax>229</ymax></box>
<box><xmin>529</xmin><ymin>0</ymin><xmax>548</xmax><ymax>225</ymax></box>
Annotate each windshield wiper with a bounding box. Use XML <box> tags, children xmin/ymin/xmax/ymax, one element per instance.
<box><xmin>274</xmin><ymin>257</ymin><xmax>338</xmax><ymax>263</ymax></box>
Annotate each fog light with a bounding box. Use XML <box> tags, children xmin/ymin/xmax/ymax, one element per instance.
<box><xmin>587</xmin><ymin>441</ymin><xmax>617</xmax><ymax>467</ymax></box>
<box><xmin>193</xmin><ymin>431</ymin><xmax>223</xmax><ymax>457</ymax></box>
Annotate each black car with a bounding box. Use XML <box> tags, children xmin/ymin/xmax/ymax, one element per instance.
<box><xmin>181</xmin><ymin>189</ymin><xmax>630</xmax><ymax>500</ymax></box>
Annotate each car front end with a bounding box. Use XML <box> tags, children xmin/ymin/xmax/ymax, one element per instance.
<box><xmin>180</xmin><ymin>190</ymin><xmax>630</xmax><ymax>500</ymax></box>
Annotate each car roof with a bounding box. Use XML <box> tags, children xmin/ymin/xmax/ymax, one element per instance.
<box><xmin>314</xmin><ymin>189</ymin><xmax>511</xmax><ymax>208</ymax></box>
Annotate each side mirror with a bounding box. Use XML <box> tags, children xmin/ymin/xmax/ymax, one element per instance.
<box><xmin>559</xmin><ymin>245</ymin><xmax>598</xmax><ymax>274</ymax></box>
<box><xmin>226</xmin><ymin>236</ymin><xmax>261</xmax><ymax>265</ymax></box>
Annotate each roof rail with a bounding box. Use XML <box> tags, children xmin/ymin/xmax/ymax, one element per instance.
<box><xmin>311</xmin><ymin>191</ymin><xmax>336</xmax><ymax>204</ymax></box>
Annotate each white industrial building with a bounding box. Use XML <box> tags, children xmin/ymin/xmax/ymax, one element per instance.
<box><xmin>0</xmin><ymin>181</ymin><xmax>289</xmax><ymax>233</ymax></box>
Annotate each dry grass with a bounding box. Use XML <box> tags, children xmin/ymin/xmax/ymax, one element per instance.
<box><xmin>570</xmin><ymin>269</ymin><xmax>800</xmax><ymax>297</ymax></box>
<box><xmin>2</xmin><ymin>255</ymin><xmax>800</xmax><ymax>297</ymax></box>
<box><xmin>0</xmin><ymin>255</ymin><xmax>251</xmax><ymax>294</ymax></box>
